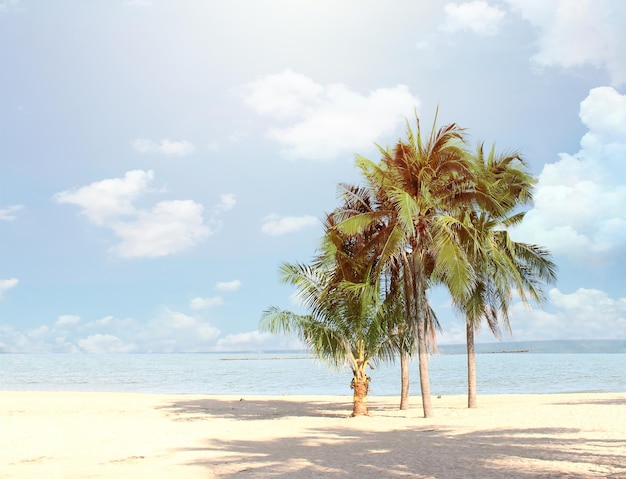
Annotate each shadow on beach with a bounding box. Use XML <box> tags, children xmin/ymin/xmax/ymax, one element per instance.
<box><xmin>157</xmin><ymin>397</ymin><xmax>626</xmax><ymax>478</ymax></box>
<box><xmin>158</xmin><ymin>396</ymin><xmax>355</xmax><ymax>421</ymax></box>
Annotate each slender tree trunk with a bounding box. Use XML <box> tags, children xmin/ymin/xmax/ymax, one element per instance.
<box><xmin>351</xmin><ymin>368</ymin><xmax>370</xmax><ymax>416</ymax></box>
<box><xmin>399</xmin><ymin>349</ymin><xmax>410</xmax><ymax>410</ymax></box>
<box><xmin>467</xmin><ymin>320</ymin><xmax>477</xmax><ymax>408</ymax></box>
<box><xmin>412</xmin><ymin>255</ymin><xmax>433</xmax><ymax>418</ymax></box>
<box><xmin>417</xmin><ymin>319</ymin><xmax>433</xmax><ymax>417</ymax></box>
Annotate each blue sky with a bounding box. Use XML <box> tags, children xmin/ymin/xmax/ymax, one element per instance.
<box><xmin>1</xmin><ymin>0</ymin><xmax>625</xmax><ymax>353</ymax></box>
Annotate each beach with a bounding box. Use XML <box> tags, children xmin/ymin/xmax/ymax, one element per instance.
<box><xmin>1</xmin><ymin>392</ymin><xmax>625</xmax><ymax>478</ymax></box>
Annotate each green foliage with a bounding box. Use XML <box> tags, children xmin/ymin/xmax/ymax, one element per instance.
<box><xmin>260</xmin><ymin>112</ymin><xmax>557</xmax><ymax>413</ymax></box>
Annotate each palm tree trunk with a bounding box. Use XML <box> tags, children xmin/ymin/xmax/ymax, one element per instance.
<box><xmin>413</xmin><ymin>255</ymin><xmax>433</xmax><ymax>418</ymax></box>
<box><xmin>351</xmin><ymin>368</ymin><xmax>370</xmax><ymax>416</ymax></box>
<box><xmin>467</xmin><ymin>321</ymin><xmax>477</xmax><ymax>408</ymax></box>
<box><xmin>417</xmin><ymin>319</ymin><xmax>433</xmax><ymax>417</ymax></box>
<box><xmin>399</xmin><ymin>349</ymin><xmax>410</xmax><ymax>410</ymax></box>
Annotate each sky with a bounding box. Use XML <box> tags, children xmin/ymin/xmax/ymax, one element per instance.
<box><xmin>1</xmin><ymin>0</ymin><xmax>625</xmax><ymax>353</ymax></box>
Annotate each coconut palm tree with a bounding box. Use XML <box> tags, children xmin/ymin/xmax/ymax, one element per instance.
<box><xmin>329</xmin><ymin>182</ymin><xmax>417</xmax><ymax>410</ymax></box>
<box><xmin>331</xmin><ymin>182</ymin><xmax>448</xmax><ymax>410</ymax></box>
<box><xmin>337</xmin><ymin>115</ymin><xmax>477</xmax><ymax>418</ymax></box>
<box><xmin>452</xmin><ymin>144</ymin><xmax>558</xmax><ymax>408</ymax></box>
<box><xmin>260</xmin><ymin>211</ymin><xmax>397</xmax><ymax>416</ymax></box>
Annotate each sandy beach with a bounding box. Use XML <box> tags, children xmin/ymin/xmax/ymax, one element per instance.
<box><xmin>1</xmin><ymin>391</ymin><xmax>625</xmax><ymax>478</ymax></box>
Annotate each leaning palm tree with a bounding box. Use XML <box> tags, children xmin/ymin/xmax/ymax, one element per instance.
<box><xmin>260</xmin><ymin>212</ymin><xmax>396</xmax><ymax>416</ymax></box>
<box><xmin>451</xmin><ymin>144</ymin><xmax>558</xmax><ymax>408</ymax></box>
<box><xmin>338</xmin><ymin>115</ymin><xmax>477</xmax><ymax>418</ymax></box>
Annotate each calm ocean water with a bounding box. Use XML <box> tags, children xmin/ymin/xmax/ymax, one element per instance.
<box><xmin>1</xmin><ymin>340</ymin><xmax>625</xmax><ymax>396</ymax></box>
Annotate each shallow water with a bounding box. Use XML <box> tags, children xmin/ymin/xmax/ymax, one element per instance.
<box><xmin>1</xmin><ymin>342</ymin><xmax>625</xmax><ymax>396</ymax></box>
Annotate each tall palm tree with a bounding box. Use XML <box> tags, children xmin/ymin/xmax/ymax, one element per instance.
<box><xmin>338</xmin><ymin>115</ymin><xmax>477</xmax><ymax>418</ymax></box>
<box><xmin>452</xmin><ymin>144</ymin><xmax>558</xmax><ymax>408</ymax></box>
<box><xmin>260</xmin><ymin>211</ymin><xmax>396</xmax><ymax>416</ymax></box>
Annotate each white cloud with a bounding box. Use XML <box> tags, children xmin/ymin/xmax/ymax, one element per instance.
<box><xmin>55</xmin><ymin>171</ymin><xmax>232</xmax><ymax>258</ymax></box>
<box><xmin>215</xmin><ymin>193</ymin><xmax>236</xmax><ymax>212</ymax></box>
<box><xmin>110</xmin><ymin>200</ymin><xmax>210</xmax><ymax>258</ymax></box>
<box><xmin>0</xmin><ymin>204</ymin><xmax>23</xmax><ymax>221</ymax></box>
<box><xmin>149</xmin><ymin>308</ymin><xmax>221</xmax><ymax>352</ymax></box>
<box><xmin>1</xmin><ymin>308</ymin><xmax>267</xmax><ymax>352</ymax></box>
<box><xmin>206</xmin><ymin>193</ymin><xmax>237</xmax><ymax>235</ymax></box>
<box><xmin>441</xmin><ymin>1</ymin><xmax>506</xmax><ymax>36</ymax></box>
<box><xmin>190</xmin><ymin>296</ymin><xmax>223</xmax><ymax>310</ymax></box>
<box><xmin>506</xmin><ymin>0</ymin><xmax>626</xmax><ymax>85</ymax></box>
<box><xmin>512</xmin><ymin>87</ymin><xmax>626</xmax><ymax>260</ymax></box>
<box><xmin>437</xmin><ymin>286</ymin><xmax>626</xmax><ymax>343</ymax></box>
<box><xmin>508</xmin><ymin>288</ymin><xmax>626</xmax><ymax>341</ymax></box>
<box><xmin>215</xmin><ymin>280</ymin><xmax>242</xmax><ymax>292</ymax></box>
<box><xmin>242</xmin><ymin>69</ymin><xmax>420</xmax><ymax>159</ymax></box>
<box><xmin>579</xmin><ymin>86</ymin><xmax>626</xmax><ymax>143</ymax></box>
<box><xmin>85</xmin><ymin>316</ymin><xmax>139</xmax><ymax>332</ymax></box>
<box><xmin>131</xmin><ymin>138</ymin><xmax>196</xmax><ymax>156</ymax></box>
<box><xmin>78</xmin><ymin>334</ymin><xmax>137</xmax><ymax>353</ymax></box>
<box><xmin>54</xmin><ymin>315</ymin><xmax>81</xmax><ymax>329</ymax></box>
<box><xmin>550</xmin><ymin>287</ymin><xmax>626</xmax><ymax>313</ymax></box>
<box><xmin>55</xmin><ymin>170</ymin><xmax>154</xmax><ymax>226</ymax></box>
<box><xmin>261</xmin><ymin>214</ymin><xmax>320</xmax><ymax>235</ymax></box>
<box><xmin>0</xmin><ymin>278</ymin><xmax>18</xmax><ymax>300</ymax></box>
<box><xmin>0</xmin><ymin>325</ymin><xmax>29</xmax><ymax>352</ymax></box>
<box><xmin>214</xmin><ymin>330</ymin><xmax>304</xmax><ymax>352</ymax></box>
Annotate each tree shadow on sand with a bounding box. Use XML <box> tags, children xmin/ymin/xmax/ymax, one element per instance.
<box><xmin>158</xmin><ymin>397</ymin><xmax>355</xmax><ymax>421</ymax></box>
<box><xmin>158</xmin><ymin>397</ymin><xmax>626</xmax><ymax>478</ymax></box>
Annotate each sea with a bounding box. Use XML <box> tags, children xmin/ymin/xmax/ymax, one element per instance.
<box><xmin>1</xmin><ymin>340</ymin><xmax>625</xmax><ymax>397</ymax></box>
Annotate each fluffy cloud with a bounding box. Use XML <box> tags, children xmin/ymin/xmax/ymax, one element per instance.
<box><xmin>202</xmin><ymin>193</ymin><xmax>237</xmax><ymax>239</ymax></box>
<box><xmin>54</xmin><ymin>315</ymin><xmax>81</xmax><ymax>328</ymax></box>
<box><xmin>242</xmin><ymin>69</ymin><xmax>420</xmax><ymax>159</ymax></box>
<box><xmin>82</xmin><ymin>311</ymin><xmax>221</xmax><ymax>353</ymax></box>
<box><xmin>0</xmin><ymin>278</ymin><xmax>18</xmax><ymax>300</ymax></box>
<box><xmin>78</xmin><ymin>334</ymin><xmax>137</xmax><ymax>353</ymax></box>
<box><xmin>0</xmin><ymin>308</ymin><xmax>224</xmax><ymax>353</ymax></box>
<box><xmin>55</xmin><ymin>170</ymin><xmax>154</xmax><ymax>226</ymax></box>
<box><xmin>512</xmin><ymin>87</ymin><xmax>626</xmax><ymax>260</ymax></box>
<box><xmin>261</xmin><ymin>214</ymin><xmax>320</xmax><ymax>235</ymax></box>
<box><xmin>215</xmin><ymin>280</ymin><xmax>241</xmax><ymax>292</ymax></box>
<box><xmin>213</xmin><ymin>330</ymin><xmax>302</xmax><ymax>352</ymax></box>
<box><xmin>508</xmin><ymin>288</ymin><xmax>626</xmax><ymax>341</ymax></box>
<box><xmin>437</xmin><ymin>286</ymin><xmax>626</xmax><ymax>343</ymax></box>
<box><xmin>216</xmin><ymin>193</ymin><xmax>236</xmax><ymax>211</ymax></box>
<box><xmin>0</xmin><ymin>204</ymin><xmax>23</xmax><ymax>221</ymax></box>
<box><xmin>441</xmin><ymin>1</ymin><xmax>506</xmax><ymax>36</ymax></box>
<box><xmin>111</xmin><ymin>200</ymin><xmax>210</xmax><ymax>258</ymax></box>
<box><xmin>189</xmin><ymin>296</ymin><xmax>223</xmax><ymax>310</ymax></box>
<box><xmin>132</xmin><ymin>138</ymin><xmax>196</xmax><ymax>156</ymax></box>
<box><xmin>55</xmin><ymin>171</ymin><xmax>233</xmax><ymax>258</ymax></box>
<box><xmin>147</xmin><ymin>309</ymin><xmax>221</xmax><ymax>352</ymax></box>
<box><xmin>507</xmin><ymin>0</ymin><xmax>626</xmax><ymax>84</ymax></box>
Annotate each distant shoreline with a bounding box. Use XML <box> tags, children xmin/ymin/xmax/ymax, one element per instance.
<box><xmin>220</xmin><ymin>356</ymin><xmax>311</xmax><ymax>361</ymax></box>
<box><xmin>1</xmin><ymin>338</ymin><xmax>625</xmax><ymax>355</ymax></box>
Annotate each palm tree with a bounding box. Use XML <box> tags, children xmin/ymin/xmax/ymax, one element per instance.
<box><xmin>330</xmin><ymin>182</ymin><xmax>417</xmax><ymax>410</ymax></box>
<box><xmin>338</xmin><ymin>115</ymin><xmax>477</xmax><ymax>418</ymax></box>
<box><xmin>260</xmin><ymin>211</ymin><xmax>396</xmax><ymax>416</ymax></box>
<box><xmin>452</xmin><ymin>144</ymin><xmax>558</xmax><ymax>408</ymax></box>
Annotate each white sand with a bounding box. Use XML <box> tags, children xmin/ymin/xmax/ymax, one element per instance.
<box><xmin>1</xmin><ymin>391</ymin><xmax>625</xmax><ymax>478</ymax></box>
